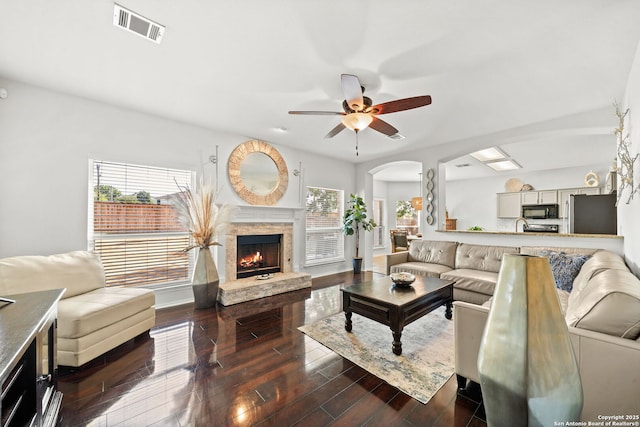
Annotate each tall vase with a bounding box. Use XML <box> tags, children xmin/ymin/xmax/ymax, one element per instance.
<box><xmin>191</xmin><ymin>246</ymin><xmax>219</xmax><ymax>309</ymax></box>
<box><xmin>477</xmin><ymin>254</ymin><xmax>583</xmax><ymax>426</ymax></box>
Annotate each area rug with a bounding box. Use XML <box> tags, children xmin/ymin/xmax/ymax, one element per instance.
<box><xmin>298</xmin><ymin>307</ymin><xmax>454</xmax><ymax>404</ymax></box>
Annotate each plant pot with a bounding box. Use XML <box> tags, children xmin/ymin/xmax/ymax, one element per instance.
<box><xmin>191</xmin><ymin>247</ymin><xmax>219</xmax><ymax>309</ymax></box>
<box><xmin>477</xmin><ymin>254</ymin><xmax>582</xmax><ymax>425</ymax></box>
<box><xmin>352</xmin><ymin>257</ymin><xmax>363</xmax><ymax>274</ymax></box>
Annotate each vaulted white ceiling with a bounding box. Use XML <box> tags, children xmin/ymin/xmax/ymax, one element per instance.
<box><xmin>1</xmin><ymin>1</ymin><xmax>638</xmax><ymax>177</ymax></box>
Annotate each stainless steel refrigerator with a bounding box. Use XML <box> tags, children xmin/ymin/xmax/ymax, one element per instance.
<box><xmin>569</xmin><ymin>193</ymin><xmax>617</xmax><ymax>234</ymax></box>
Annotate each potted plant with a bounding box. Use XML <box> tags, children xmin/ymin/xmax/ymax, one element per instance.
<box><xmin>342</xmin><ymin>193</ymin><xmax>376</xmax><ymax>273</ymax></box>
<box><xmin>174</xmin><ymin>179</ymin><xmax>233</xmax><ymax>309</ymax></box>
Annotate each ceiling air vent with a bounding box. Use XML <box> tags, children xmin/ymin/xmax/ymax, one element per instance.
<box><xmin>113</xmin><ymin>4</ymin><xmax>164</xmax><ymax>44</ymax></box>
<box><xmin>388</xmin><ymin>133</ymin><xmax>406</xmax><ymax>140</ymax></box>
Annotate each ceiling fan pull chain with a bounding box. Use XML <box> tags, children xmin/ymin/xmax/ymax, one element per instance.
<box><xmin>355</xmin><ymin>130</ymin><xmax>359</xmax><ymax>156</ymax></box>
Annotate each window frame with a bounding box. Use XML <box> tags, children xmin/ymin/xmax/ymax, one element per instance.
<box><xmin>304</xmin><ymin>186</ymin><xmax>345</xmax><ymax>266</ymax></box>
<box><xmin>88</xmin><ymin>159</ymin><xmax>195</xmax><ymax>288</ymax></box>
<box><xmin>395</xmin><ymin>199</ymin><xmax>420</xmax><ymax>235</ymax></box>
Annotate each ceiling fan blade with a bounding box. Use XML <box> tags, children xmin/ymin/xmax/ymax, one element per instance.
<box><xmin>288</xmin><ymin>110</ymin><xmax>344</xmax><ymax>115</ymax></box>
<box><xmin>324</xmin><ymin>123</ymin><xmax>346</xmax><ymax>138</ymax></box>
<box><xmin>341</xmin><ymin>74</ymin><xmax>364</xmax><ymax>111</ymax></box>
<box><xmin>370</xmin><ymin>95</ymin><xmax>432</xmax><ymax>115</ymax></box>
<box><xmin>369</xmin><ymin>117</ymin><xmax>399</xmax><ymax>136</ymax></box>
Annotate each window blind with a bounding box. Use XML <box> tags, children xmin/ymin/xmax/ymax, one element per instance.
<box><xmin>305</xmin><ymin>187</ymin><xmax>344</xmax><ymax>264</ymax></box>
<box><xmin>89</xmin><ymin>160</ymin><xmax>194</xmax><ymax>287</ymax></box>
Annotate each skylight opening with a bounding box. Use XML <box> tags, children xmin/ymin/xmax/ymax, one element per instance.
<box><xmin>470</xmin><ymin>147</ymin><xmax>508</xmax><ymax>162</ymax></box>
<box><xmin>486</xmin><ymin>159</ymin><xmax>522</xmax><ymax>171</ymax></box>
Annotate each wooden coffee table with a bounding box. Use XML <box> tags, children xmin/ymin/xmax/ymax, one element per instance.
<box><xmin>341</xmin><ymin>275</ymin><xmax>453</xmax><ymax>355</ymax></box>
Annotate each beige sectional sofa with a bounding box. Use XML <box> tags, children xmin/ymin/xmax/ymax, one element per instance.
<box><xmin>386</xmin><ymin>240</ymin><xmax>520</xmax><ymax>304</ymax></box>
<box><xmin>0</xmin><ymin>251</ymin><xmax>156</xmax><ymax>367</ymax></box>
<box><xmin>388</xmin><ymin>239</ymin><xmax>640</xmax><ymax>421</ymax></box>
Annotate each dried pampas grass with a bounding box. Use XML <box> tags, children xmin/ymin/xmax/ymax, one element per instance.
<box><xmin>174</xmin><ymin>179</ymin><xmax>233</xmax><ymax>251</ymax></box>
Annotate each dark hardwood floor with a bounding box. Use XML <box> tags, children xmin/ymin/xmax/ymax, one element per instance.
<box><xmin>57</xmin><ymin>271</ymin><xmax>486</xmax><ymax>426</ymax></box>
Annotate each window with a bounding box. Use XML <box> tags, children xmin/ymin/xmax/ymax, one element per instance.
<box><xmin>89</xmin><ymin>160</ymin><xmax>194</xmax><ymax>287</ymax></box>
<box><xmin>305</xmin><ymin>187</ymin><xmax>344</xmax><ymax>265</ymax></box>
<box><xmin>372</xmin><ymin>199</ymin><xmax>385</xmax><ymax>248</ymax></box>
<box><xmin>396</xmin><ymin>200</ymin><xmax>419</xmax><ymax>235</ymax></box>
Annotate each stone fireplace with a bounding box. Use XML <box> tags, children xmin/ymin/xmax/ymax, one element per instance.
<box><xmin>225</xmin><ymin>222</ymin><xmax>293</xmax><ymax>281</ymax></box>
<box><xmin>218</xmin><ymin>208</ymin><xmax>310</xmax><ymax>306</ymax></box>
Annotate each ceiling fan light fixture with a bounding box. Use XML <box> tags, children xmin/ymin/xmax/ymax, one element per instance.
<box><xmin>341</xmin><ymin>112</ymin><xmax>373</xmax><ymax>132</ymax></box>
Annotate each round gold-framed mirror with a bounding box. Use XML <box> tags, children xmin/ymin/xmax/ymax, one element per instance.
<box><xmin>228</xmin><ymin>140</ymin><xmax>289</xmax><ymax>205</ymax></box>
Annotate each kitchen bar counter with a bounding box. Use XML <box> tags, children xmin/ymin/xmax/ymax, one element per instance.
<box><xmin>433</xmin><ymin>229</ymin><xmax>623</xmax><ymax>255</ymax></box>
<box><xmin>437</xmin><ymin>229</ymin><xmax>622</xmax><ymax>239</ymax></box>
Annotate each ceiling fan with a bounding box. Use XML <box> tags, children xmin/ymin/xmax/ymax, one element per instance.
<box><xmin>289</xmin><ymin>74</ymin><xmax>432</xmax><ymax>142</ymax></box>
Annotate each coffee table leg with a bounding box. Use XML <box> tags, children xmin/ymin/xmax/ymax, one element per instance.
<box><xmin>392</xmin><ymin>331</ymin><xmax>402</xmax><ymax>355</ymax></box>
<box><xmin>445</xmin><ymin>301</ymin><xmax>453</xmax><ymax>320</ymax></box>
<box><xmin>344</xmin><ymin>311</ymin><xmax>352</xmax><ymax>332</ymax></box>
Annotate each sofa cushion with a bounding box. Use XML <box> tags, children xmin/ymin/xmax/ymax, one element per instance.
<box><xmin>390</xmin><ymin>262</ymin><xmax>453</xmax><ymax>278</ymax></box>
<box><xmin>454</xmin><ymin>243</ymin><xmax>519</xmax><ymax>273</ymax></box>
<box><xmin>407</xmin><ymin>240</ymin><xmax>458</xmax><ymax>268</ymax></box>
<box><xmin>571</xmin><ymin>250</ymin><xmax>629</xmax><ymax>298</ymax></box>
<box><xmin>565</xmin><ymin>269</ymin><xmax>640</xmax><ymax>339</ymax></box>
<box><xmin>57</xmin><ymin>287</ymin><xmax>156</xmax><ymax>339</ymax></box>
<box><xmin>0</xmin><ymin>251</ymin><xmax>104</xmax><ymax>298</ymax></box>
<box><xmin>442</xmin><ymin>269</ymin><xmax>499</xmax><ymax>296</ymax></box>
<box><xmin>540</xmin><ymin>250</ymin><xmax>590</xmax><ymax>292</ymax></box>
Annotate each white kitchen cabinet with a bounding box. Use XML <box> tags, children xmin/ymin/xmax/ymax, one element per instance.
<box><xmin>497</xmin><ymin>192</ymin><xmax>522</xmax><ymax>218</ymax></box>
<box><xmin>521</xmin><ymin>190</ymin><xmax>558</xmax><ymax>205</ymax></box>
<box><xmin>558</xmin><ymin>187</ymin><xmax>601</xmax><ymax>218</ymax></box>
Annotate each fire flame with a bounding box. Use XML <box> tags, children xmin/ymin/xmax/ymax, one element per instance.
<box><xmin>239</xmin><ymin>251</ymin><xmax>263</xmax><ymax>268</ymax></box>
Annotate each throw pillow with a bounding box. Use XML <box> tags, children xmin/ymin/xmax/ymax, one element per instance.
<box><xmin>540</xmin><ymin>251</ymin><xmax>590</xmax><ymax>292</ymax></box>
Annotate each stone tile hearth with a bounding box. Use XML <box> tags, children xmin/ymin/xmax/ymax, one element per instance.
<box><xmin>218</xmin><ymin>272</ymin><xmax>311</xmax><ymax>306</ymax></box>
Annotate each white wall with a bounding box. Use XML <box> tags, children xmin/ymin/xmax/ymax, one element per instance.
<box><xmin>621</xmin><ymin>40</ymin><xmax>640</xmax><ymax>275</ymax></box>
<box><xmin>372</xmin><ymin>179</ymin><xmax>389</xmax><ymax>253</ymax></box>
<box><xmin>446</xmin><ymin>163</ymin><xmax>611</xmax><ymax>232</ymax></box>
<box><xmin>0</xmin><ymin>78</ymin><xmax>357</xmax><ymax>304</ymax></box>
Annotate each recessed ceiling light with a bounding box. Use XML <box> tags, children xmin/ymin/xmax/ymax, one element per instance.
<box><xmin>470</xmin><ymin>147</ymin><xmax>508</xmax><ymax>162</ymax></box>
<box><xmin>486</xmin><ymin>159</ymin><xmax>522</xmax><ymax>171</ymax></box>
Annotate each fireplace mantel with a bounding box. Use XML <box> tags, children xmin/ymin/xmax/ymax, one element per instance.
<box><xmin>232</xmin><ymin>205</ymin><xmax>305</xmax><ymax>223</ymax></box>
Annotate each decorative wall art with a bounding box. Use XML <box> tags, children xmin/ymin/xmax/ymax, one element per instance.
<box><xmin>614</xmin><ymin>103</ymin><xmax>640</xmax><ymax>205</ymax></box>
<box><xmin>425</xmin><ymin>168</ymin><xmax>435</xmax><ymax>225</ymax></box>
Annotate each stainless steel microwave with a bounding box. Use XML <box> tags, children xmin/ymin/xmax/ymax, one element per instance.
<box><xmin>521</xmin><ymin>204</ymin><xmax>559</xmax><ymax>219</ymax></box>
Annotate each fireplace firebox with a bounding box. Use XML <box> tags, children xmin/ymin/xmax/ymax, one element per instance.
<box><xmin>237</xmin><ymin>234</ymin><xmax>282</xmax><ymax>279</ymax></box>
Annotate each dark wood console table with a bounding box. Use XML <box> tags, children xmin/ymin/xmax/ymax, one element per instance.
<box><xmin>0</xmin><ymin>289</ymin><xmax>64</xmax><ymax>427</ymax></box>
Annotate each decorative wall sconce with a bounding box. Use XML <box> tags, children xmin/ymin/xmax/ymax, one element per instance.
<box><xmin>614</xmin><ymin>103</ymin><xmax>639</xmax><ymax>205</ymax></box>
